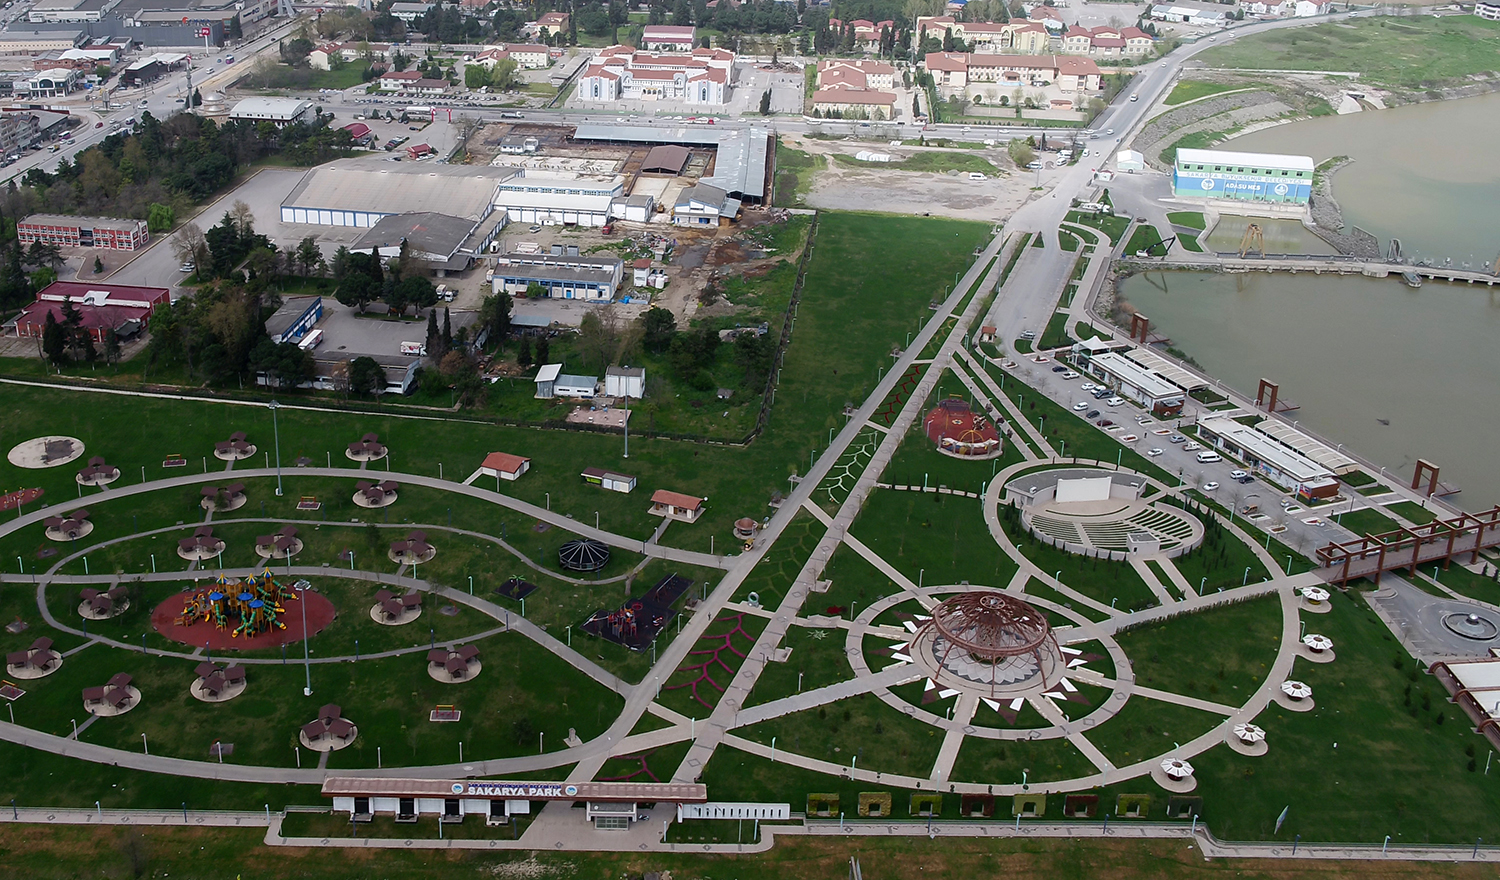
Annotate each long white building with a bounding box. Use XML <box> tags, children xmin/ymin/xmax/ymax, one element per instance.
<box><xmin>577</xmin><ymin>45</ymin><xmax>733</xmax><ymax>105</ymax></box>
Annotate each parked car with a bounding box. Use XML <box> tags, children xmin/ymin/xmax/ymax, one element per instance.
<box><xmin>1106</xmin><ymin>396</ymin><xmax>1124</xmax><ymax>407</ymax></box>
<box><xmin>1095</xmin><ymin>419</ymin><xmax>1113</xmax><ymax>427</ymax></box>
<box><xmin>1086</xmin><ymin>409</ymin><xmax>1100</xmax><ymax>419</ymax></box>
<box><xmin>1183</xmin><ymin>442</ymin><xmax>1202</xmax><ymax>452</ymax></box>
<box><xmin>1147</xmin><ymin>447</ymin><xmax>1164</xmax><ymax>457</ymax></box>
<box><xmin>1080</xmin><ymin>382</ymin><xmax>1096</xmax><ymax>391</ymax></box>
<box><xmin>1072</xmin><ymin>402</ymin><xmax>1089</xmax><ymax>411</ymax></box>
<box><xmin>1061</xmin><ymin>371</ymin><xmax>1079</xmax><ymax>380</ymax></box>
<box><xmin>1229</xmin><ymin>469</ymin><xmax>1249</xmax><ymax>480</ymax></box>
<box><xmin>1051</xmin><ymin>365</ymin><xmax>1067</xmax><ymax>373</ymax></box>
<box><xmin>1203</xmin><ymin>481</ymin><xmax>1220</xmax><ymax>492</ymax></box>
<box><xmin>1196</xmin><ymin>451</ymin><xmax>1223</xmax><ymax>463</ymax></box>
<box><xmin>1168</xmin><ymin>434</ymin><xmax>1186</xmax><ymax>443</ymax></box>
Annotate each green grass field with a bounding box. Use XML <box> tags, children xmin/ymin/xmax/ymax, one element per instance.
<box><xmin>1195</xmin><ymin>16</ymin><xmax>1500</xmax><ymax>87</ymax></box>
<box><xmin>774</xmin><ymin>141</ymin><xmax>818</xmax><ymax>207</ymax></box>
<box><xmin>1162</xmin><ymin>80</ymin><xmax>1250</xmax><ymax>105</ymax></box>
<box><xmin>832</xmin><ymin>151</ymin><xmax>997</xmax><ymax>176</ymax></box>
<box><xmin>1124</xmin><ymin>224</ymin><xmax>1168</xmax><ymax>257</ymax></box>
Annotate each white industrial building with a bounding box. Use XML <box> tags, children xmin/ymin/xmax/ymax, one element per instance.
<box><xmin>492</xmin><ymin>251</ymin><xmax>623</xmax><ymax>301</ymax></box>
<box><xmin>491</xmin><ymin>169</ymin><xmax>624</xmax><ymax>228</ymax></box>
<box><xmin>229</xmin><ymin>97</ymin><xmax>315</xmax><ymax>128</ymax></box>
<box><xmin>605</xmin><ymin>365</ymin><xmax>645</xmax><ymax>398</ymax></box>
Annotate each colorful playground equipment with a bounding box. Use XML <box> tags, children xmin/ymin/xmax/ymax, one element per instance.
<box><xmin>175</xmin><ymin>570</ymin><xmax>299</xmax><ymax>639</ymax></box>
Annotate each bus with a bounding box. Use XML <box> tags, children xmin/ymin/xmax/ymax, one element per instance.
<box><xmin>403</xmin><ymin>106</ymin><xmax>433</xmax><ymax>122</ymax></box>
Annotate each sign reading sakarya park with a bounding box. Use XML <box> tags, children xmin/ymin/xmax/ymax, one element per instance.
<box><xmin>457</xmin><ymin>782</ymin><xmax>580</xmax><ymax>798</ymax></box>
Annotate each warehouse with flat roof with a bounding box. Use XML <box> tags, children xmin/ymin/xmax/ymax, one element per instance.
<box><xmin>280</xmin><ymin>158</ymin><xmax>517</xmax><ymax>229</ymax></box>
<box><xmin>1173</xmin><ymin>148</ymin><xmax>1313</xmax><ymax>204</ymax></box>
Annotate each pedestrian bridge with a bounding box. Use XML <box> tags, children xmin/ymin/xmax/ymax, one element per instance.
<box><xmin>1316</xmin><ymin>507</ymin><xmax>1500</xmax><ymax>586</ymax></box>
<box><xmin>1138</xmin><ymin>253</ymin><xmax>1500</xmax><ymax>286</ymax></box>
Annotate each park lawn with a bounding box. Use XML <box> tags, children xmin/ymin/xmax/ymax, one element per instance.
<box><xmin>0</xmin><ymin>744</ymin><xmax>323</xmax><ymax>812</ymax></box>
<box><xmin>1084</xmin><ymin>695</ymin><xmax>1227</xmax><ymax>768</ymax></box>
<box><xmin>1037</xmin><ymin>311</ymin><xmax>1072</xmax><ymax>351</ymax></box>
<box><xmin>816</xmin><ymin>542</ymin><xmax>905</xmax><ymax>621</ymax></box>
<box><xmin>743</xmin><ymin>619</ymin><xmax>855</xmax><ymax>708</ymax></box>
<box><xmin>593</xmin><ymin>738</ymin><xmax>692</xmax><ymax>783</ymax></box>
<box><xmin>774</xmin><ymin>141</ymin><xmax>817</xmax><ymax>207</ymax></box>
<box><xmin>994</xmin><ymin>505</ymin><xmax>1157</xmax><ymax>612</ymax></box>
<box><xmin>655</xmin><ymin>610</ymin><xmax>768</xmax><ymax>719</ymax></box>
<box><xmin>812</xmin><ymin>425</ymin><xmax>883</xmax><ymax>513</ymax></box>
<box><xmin>880</xmin><ymin>372</ymin><xmax>1025</xmax><ymax>494</ymax></box>
<box><xmin>1177</xmin><ymin>233</ymin><xmax>1204</xmax><ymax>253</ymax></box>
<box><xmin>1124</xmin><ymin>224</ymin><xmax>1167</xmax><ymax>257</ymax></box>
<box><xmin>1193</xmin><ymin>15</ymin><xmax>1500</xmax><ymax>87</ymax></box>
<box><xmin>949</xmin><ymin>734</ymin><xmax>1100</xmax><ymax>785</ymax></box>
<box><xmin>321</xmin><ymin>637</ymin><xmax>624</xmax><ymax>769</ymax></box>
<box><xmin>1064</xmin><ymin>210</ymin><xmax>1130</xmax><ymax>245</ymax></box>
<box><xmin>850</xmin><ymin>489</ymin><xmax>1020</xmax><ymax>590</ymax></box>
<box><xmin>1163</xmin><ymin>510</ymin><xmax>1270</xmax><ymax>592</ymax></box>
<box><xmin>1337</xmin><ymin>506</ymin><xmax>1400</xmax><ymax>537</ymax></box>
<box><xmin>1059</xmin><ymin>229</ymin><xmax>1080</xmax><ymax>252</ymax></box>
<box><xmin>19</xmin><ymin>628</ymin><xmax>620</xmax><ymax>770</ymax></box>
<box><xmin>1425</xmin><ymin>564</ymin><xmax>1500</xmax><ymax>608</ymax></box>
<box><xmin>872</xmin><ymin>363</ymin><xmax>929</xmax><ymax>427</ymax></box>
<box><xmin>1162</xmin><ymin>80</ymin><xmax>1247</xmax><ymax>105</ymax></box>
<box><xmin>1116</xmin><ymin>594</ymin><xmax>1282</xmax><ymax>701</ymax></box>
<box><xmin>735</xmin><ymin>690</ymin><xmax>944</xmax><ymax>778</ymax></box>
<box><xmin>1189</xmin><ymin>586</ymin><xmax>1500</xmax><ymax>843</ymax></box>
<box><xmin>1023</xmin><ymin>579</ymin><xmax>1112</xmax><ymax>623</ymax></box>
<box><xmin>1166</xmin><ymin>211</ymin><xmax>1207</xmax><ymax>230</ymax></box>
<box><xmin>1385</xmin><ymin>500</ymin><xmax>1437</xmax><ymax>525</ymax></box>
<box><xmin>732</xmin><ymin>509</ymin><xmax>821</xmax><ymax>607</ymax></box>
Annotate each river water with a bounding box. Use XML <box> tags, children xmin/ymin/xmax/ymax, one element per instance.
<box><xmin>1118</xmin><ymin>93</ymin><xmax>1500</xmax><ymax>509</ymax></box>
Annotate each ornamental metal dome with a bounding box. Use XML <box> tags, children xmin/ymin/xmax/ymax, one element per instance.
<box><xmin>558</xmin><ymin>538</ymin><xmax>611</xmax><ymax>572</ymax></box>
<box><xmin>918</xmin><ymin>591</ymin><xmax>1062</xmax><ymax>695</ymax></box>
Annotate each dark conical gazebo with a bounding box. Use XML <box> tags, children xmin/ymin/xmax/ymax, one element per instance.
<box><xmin>558</xmin><ymin>538</ymin><xmax>611</xmax><ymax>572</ymax></box>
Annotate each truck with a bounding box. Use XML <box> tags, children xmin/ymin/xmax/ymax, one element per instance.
<box><xmin>400</xmin><ymin>341</ymin><xmax>427</xmax><ymax>356</ymax></box>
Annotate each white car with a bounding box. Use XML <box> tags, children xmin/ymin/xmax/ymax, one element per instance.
<box><xmin>1146</xmin><ymin>447</ymin><xmax>1164</xmax><ymax>457</ymax></box>
<box><xmin>1080</xmin><ymin>382</ymin><xmax>1096</xmax><ymax>391</ymax></box>
<box><xmin>1072</xmin><ymin>402</ymin><xmax>1089</xmax><ymax>411</ymax></box>
<box><xmin>1107</xmin><ymin>397</ymin><xmax>1124</xmax><ymax>407</ymax></box>
<box><xmin>1062</xmin><ymin>371</ymin><xmax>1079</xmax><ymax>380</ymax></box>
<box><xmin>1229</xmin><ymin>470</ymin><xmax>1249</xmax><ymax>480</ymax></box>
<box><xmin>1183</xmin><ymin>441</ymin><xmax>1202</xmax><ymax>452</ymax></box>
<box><xmin>1202</xmin><ymin>482</ymin><xmax>1220</xmax><ymax>492</ymax></box>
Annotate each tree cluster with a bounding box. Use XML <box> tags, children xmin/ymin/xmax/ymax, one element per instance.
<box><xmin>330</xmin><ymin>243</ymin><xmax>437</xmax><ymax>316</ymax></box>
<box><xmin>16</xmin><ymin>112</ymin><xmax>354</xmax><ymax>222</ymax></box>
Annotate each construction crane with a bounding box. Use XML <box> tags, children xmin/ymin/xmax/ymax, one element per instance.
<box><xmin>1238</xmin><ymin>223</ymin><xmax>1265</xmax><ymax>258</ymax></box>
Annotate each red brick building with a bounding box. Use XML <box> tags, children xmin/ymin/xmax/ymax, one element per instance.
<box><xmin>17</xmin><ymin>214</ymin><xmax>150</xmax><ymax>251</ymax></box>
<box><xmin>8</xmin><ymin>281</ymin><xmax>170</xmax><ymax>343</ymax></box>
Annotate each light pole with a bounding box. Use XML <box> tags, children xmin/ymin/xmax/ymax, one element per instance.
<box><xmin>296</xmin><ymin>579</ymin><xmax>312</xmax><ymax>696</ymax></box>
<box><xmin>1243</xmin><ymin>566</ymin><xmax>1252</xmax><ymax>586</ymax></box>
<box><xmin>467</xmin><ymin>575</ymin><xmax>473</xmax><ymax>595</ymax></box>
<box><xmin>268</xmin><ymin>400</ymin><xmax>283</xmax><ymax>497</ymax></box>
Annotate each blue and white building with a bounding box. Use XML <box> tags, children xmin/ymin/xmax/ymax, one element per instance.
<box><xmin>1172</xmin><ymin>148</ymin><xmax>1314</xmax><ymax>205</ymax></box>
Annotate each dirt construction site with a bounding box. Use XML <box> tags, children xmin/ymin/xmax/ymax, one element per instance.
<box><xmin>784</xmin><ymin>134</ymin><xmax>1055</xmax><ymax>222</ymax></box>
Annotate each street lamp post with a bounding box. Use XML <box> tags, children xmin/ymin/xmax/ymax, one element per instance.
<box><xmin>297</xmin><ymin>580</ymin><xmax>312</xmax><ymax>696</ymax></box>
<box><xmin>1243</xmin><ymin>566</ymin><xmax>1252</xmax><ymax>586</ymax></box>
<box><xmin>268</xmin><ymin>400</ymin><xmax>284</xmax><ymax>497</ymax></box>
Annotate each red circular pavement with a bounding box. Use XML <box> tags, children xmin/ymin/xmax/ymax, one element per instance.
<box><xmin>151</xmin><ymin>589</ymin><xmax>337</xmax><ymax>651</ymax></box>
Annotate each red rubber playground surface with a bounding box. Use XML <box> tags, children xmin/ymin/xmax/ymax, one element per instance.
<box><xmin>0</xmin><ymin>488</ymin><xmax>43</xmax><ymax>511</ymax></box>
<box><xmin>150</xmin><ymin>590</ymin><xmax>337</xmax><ymax>652</ymax></box>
